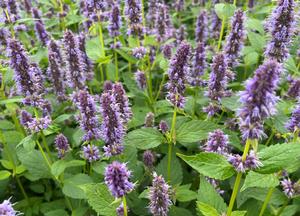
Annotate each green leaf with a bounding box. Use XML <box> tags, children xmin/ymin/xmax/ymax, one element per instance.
<box><xmin>169</xmin><ymin>206</ymin><xmax>193</xmax><ymax>216</ymax></box>
<box><xmin>82</xmin><ymin>183</ymin><xmax>119</xmax><ymax>216</ymax></box>
<box><xmin>177</xmin><ymin>152</ymin><xmax>235</xmax><ymax>180</ymax></box>
<box><xmin>144</xmin><ymin>35</ymin><xmax>158</xmax><ymax>46</ymax></box>
<box><xmin>62</xmin><ymin>174</ymin><xmax>93</xmax><ymax>199</ymax></box>
<box><xmin>245</xmin><ymin>18</ymin><xmax>264</xmax><ymax>34</ymax></box>
<box><xmin>0</xmin><ymin>170</ymin><xmax>11</xmax><ymax>180</ymax></box>
<box><xmin>17</xmin><ymin>148</ymin><xmax>51</xmax><ymax>181</ymax></box>
<box><xmin>53</xmin><ymin>114</ymin><xmax>73</xmax><ymax>124</ymax></box>
<box><xmin>231</xmin><ymin>211</ymin><xmax>247</xmax><ymax>216</ymax></box>
<box><xmin>51</xmin><ymin>160</ymin><xmax>85</xmax><ymax>178</ymax></box>
<box><xmin>86</xmin><ymin>37</ymin><xmax>103</xmax><ymax>61</ymax></box>
<box><xmin>45</xmin><ymin>209</ymin><xmax>68</xmax><ymax>216</ymax></box>
<box><xmin>257</xmin><ymin>143</ymin><xmax>300</xmax><ymax>174</ymax></box>
<box><xmin>17</xmin><ymin>135</ymin><xmax>36</xmax><ymax>151</ymax></box>
<box><xmin>241</xmin><ymin>171</ymin><xmax>279</xmax><ymax>192</ymax></box>
<box><xmin>197</xmin><ymin>175</ymin><xmax>227</xmax><ymax>213</ymax></box>
<box><xmin>0</xmin><ymin>96</ymin><xmax>23</xmax><ymax>105</ymax></box>
<box><xmin>214</xmin><ymin>3</ymin><xmax>236</xmax><ymax>20</ymax></box>
<box><xmin>248</xmin><ymin>32</ymin><xmax>266</xmax><ymax>52</ymax></box>
<box><xmin>0</xmin><ymin>120</ymin><xmax>15</xmax><ymax>130</ymax></box>
<box><xmin>244</xmin><ymin>52</ymin><xmax>259</xmax><ymax>65</ymax></box>
<box><xmin>221</xmin><ymin>95</ymin><xmax>241</xmax><ymax>111</ymax></box>
<box><xmin>156</xmin><ymin>153</ymin><xmax>183</xmax><ymax>185</ymax></box>
<box><xmin>176</xmin><ymin>185</ymin><xmax>197</xmax><ymax>202</ymax></box>
<box><xmin>197</xmin><ymin>202</ymin><xmax>219</xmax><ymax>216</ymax></box>
<box><xmin>176</xmin><ymin>120</ymin><xmax>219</xmax><ymax>144</ymax></box>
<box><xmin>125</xmin><ymin>128</ymin><xmax>165</xmax><ymax>150</ymax></box>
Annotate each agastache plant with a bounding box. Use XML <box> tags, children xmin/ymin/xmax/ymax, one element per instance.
<box><xmin>166</xmin><ymin>41</ymin><xmax>191</xmax><ymax>108</ymax></box>
<box><xmin>32</xmin><ymin>8</ymin><xmax>49</xmax><ymax>45</ymax></box>
<box><xmin>154</xmin><ymin>3</ymin><xmax>173</xmax><ymax>42</ymax></box>
<box><xmin>286</xmin><ymin>102</ymin><xmax>300</xmax><ymax>135</ymax></box>
<box><xmin>134</xmin><ymin>70</ymin><xmax>147</xmax><ymax>90</ymax></box>
<box><xmin>0</xmin><ymin>198</ymin><xmax>21</xmax><ymax>216</ymax></box>
<box><xmin>265</xmin><ymin>0</ymin><xmax>295</xmax><ymax>62</ymax></box>
<box><xmin>188</xmin><ymin>42</ymin><xmax>206</xmax><ymax>86</ymax></box>
<box><xmin>54</xmin><ymin>133</ymin><xmax>70</xmax><ymax>158</ymax></box>
<box><xmin>108</xmin><ymin>2</ymin><xmax>122</xmax><ymax>38</ymax></box>
<box><xmin>125</xmin><ymin>0</ymin><xmax>144</xmax><ymax>37</ymax></box>
<box><xmin>71</xmin><ymin>90</ymin><xmax>101</xmax><ymax>141</ymax></box>
<box><xmin>195</xmin><ymin>10</ymin><xmax>208</xmax><ymax>43</ymax></box>
<box><xmin>82</xmin><ymin>144</ymin><xmax>101</xmax><ymax>162</ymax></box>
<box><xmin>204</xmin><ymin>129</ymin><xmax>229</xmax><ymax>155</ymax></box>
<box><xmin>77</xmin><ymin>33</ymin><xmax>94</xmax><ymax>81</ymax></box>
<box><xmin>287</xmin><ymin>78</ymin><xmax>300</xmax><ymax>99</ymax></box>
<box><xmin>224</xmin><ymin>9</ymin><xmax>246</xmax><ymax>68</ymax></box>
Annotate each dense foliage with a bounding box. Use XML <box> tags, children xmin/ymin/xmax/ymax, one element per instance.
<box><xmin>0</xmin><ymin>0</ymin><xmax>300</xmax><ymax>216</ymax></box>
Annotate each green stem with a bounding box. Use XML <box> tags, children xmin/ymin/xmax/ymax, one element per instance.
<box><xmin>123</xmin><ymin>196</ymin><xmax>128</xmax><ymax>216</ymax></box>
<box><xmin>276</xmin><ymin>199</ymin><xmax>289</xmax><ymax>216</ymax></box>
<box><xmin>192</xmin><ymin>87</ymin><xmax>199</xmax><ymax>117</ymax></box>
<box><xmin>40</xmin><ymin>131</ymin><xmax>52</xmax><ymax>163</ymax></box>
<box><xmin>265</xmin><ymin>129</ymin><xmax>275</xmax><ymax>146</ymax></box>
<box><xmin>16</xmin><ymin>177</ymin><xmax>29</xmax><ymax>204</ymax></box>
<box><xmin>154</xmin><ymin>74</ymin><xmax>166</xmax><ymax>102</ymax></box>
<box><xmin>114</xmin><ymin>38</ymin><xmax>119</xmax><ymax>81</ymax></box>
<box><xmin>226</xmin><ymin>138</ymin><xmax>253</xmax><ymax>216</ymax></box>
<box><xmin>217</xmin><ymin>17</ymin><xmax>226</xmax><ymax>51</ymax></box>
<box><xmin>168</xmin><ymin>107</ymin><xmax>177</xmax><ymax>182</ymax></box>
<box><xmin>293</xmin><ymin>128</ymin><xmax>299</xmax><ymax>142</ymax></box>
<box><xmin>128</xmin><ymin>62</ymin><xmax>132</xmax><ymax>74</ymax></box>
<box><xmin>36</xmin><ymin>139</ymin><xmax>52</xmax><ymax>169</ymax></box>
<box><xmin>167</xmin><ymin>142</ymin><xmax>172</xmax><ymax>182</ymax></box>
<box><xmin>259</xmin><ymin>187</ymin><xmax>274</xmax><ymax>216</ymax></box>
<box><xmin>233</xmin><ymin>0</ymin><xmax>237</xmax><ymax>6</ymax></box>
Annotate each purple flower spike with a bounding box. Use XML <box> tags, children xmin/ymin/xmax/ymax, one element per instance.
<box><xmin>27</xmin><ymin>116</ymin><xmax>52</xmax><ymax>133</ymax></box>
<box><xmin>108</xmin><ymin>2</ymin><xmax>122</xmax><ymax>37</ymax></box>
<box><xmin>244</xmin><ymin>150</ymin><xmax>263</xmax><ymax>170</ymax></box>
<box><xmin>144</xmin><ymin>112</ymin><xmax>155</xmax><ymax>128</ymax></box>
<box><xmin>149</xmin><ymin>172</ymin><xmax>172</xmax><ymax>216</ymax></box>
<box><xmin>0</xmin><ymin>28</ymin><xmax>11</xmax><ymax>47</ymax></box>
<box><xmin>238</xmin><ymin>60</ymin><xmax>281</xmax><ymax>140</ymax></box>
<box><xmin>210</xmin><ymin>1</ymin><xmax>222</xmax><ymax>40</ymax></box>
<box><xmin>20</xmin><ymin>110</ymin><xmax>33</xmax><ymax>128</ymax></box>
<box><xmin>47</xmin><ymin>40</ymin><xmax>66</xmax><ymax>101</ymax></box>
<box><xmin>162</xmin><ymin>44</ymin><xmax>172</xmax><ymax>59</ymax></box>
<box><xmin>32</xmin><ymin>8</ymin><xmax>49</xmax><ymax>46</ymax></box>
<box><xmin>132</xmin><ymin>46</ymin><xmax>147</xmax><ymax>59</ymax></box>
<box><xmin>287</xmin><ymin>79</ymin><xmax>300</xmax><ymax>99</ymax></box>
<box><xmin>204</xmin><ymin>129</ymin><xmax>229</xmax><ymax>155</ymax></box>
<box><xmin>166</xmin><ymin>41</ymin><xmax>191</xmax><ymax>108</ymax></box>
<box><xmin>224</xmin><ymin>9</ymin><xmax>246</xmax><ymax>68</ymax></box>
<box><xmin>281</xmin><ymin>178</ymin><xmax>295</xmax><ymax>198</ymax></box>
<box><xmin>176</xmin><ymin>25</ymin><xmax>187</xmax><ymax>45</ymax></box>
<box><xmin>146</xmin><ymin>0</ymin><xmax>157</xmax><ymax>27</ymax></box>
<box><xmin>55</xmin><ymin>133</ymin><xmax>70</xmax><ymax>158</ymax></box>
<box><xmin>100</xmin><ymin>92</ymin><xmax>125</xmax><ymax>156</ymax></box>
<box><xmin>125</xmin><ymin>0</ymin><xmax>144</xmax><ymax>37</ymax></box>
<box><xmin>188</xmin><ymin>42</ymin><xmax>206</xmax><ymax>87</ymax></box>
<box><xmin>77</xmin><ymin>33</ymin><xmax>94</xmax><ymax>81</ymax></box>
<box><xmin>154</xmin><ymin>3</ymin><xmax>173</xmax><ymax>42</ymax></box>
<box><xmin>195</xmin><ymin>10</ymin><xmax>208</xmax><ymax>43</ymax></box>
<box><xmin>265</xmin><ymin>0</ymin><xmax>295</xmax><ymax>62</ymax></box>
<box><xmin>286</xmin><ymin>103</ymin><xmax>300</xmax><ymax>134</ymax></box>
<box><xmin>112</xmin><ymin>82</ymin><xmax>133</xmax><ymax>123</ymax></box>
<box><xmin>105</xmin><ymin>161</ymin><xmax>134</xmax><ymax>198</ymax></box>
<box><xmin>82</xmin><ymin>144</ymin><xmax>100</xmax><ymax>162</ymax></box>
<box><xmin>0</xmin><ymin>198</ymin><xmax>21</xmax><ymax>216</ymax></box>
<box><xmin>4</xmin><ymin>0</ymin><xmax>20</xmax><ymax>23</ymax></box>
<box><xmin>159</xmin><ymin>120</ymin><xmax>169</xmax><ymax>134</ymax></box>
<box><xmin>135</xmin><ymin>70</ymin><xmax>147</xmax><ymax>90</ymax></box>
<box><xmin>63</xmin><ymin>30</ymin><xmax>86</xmax><ymax>89</ymax></box>
<box><xmin>143</xmin><ymin>150</ymin><xmax>155</xmax><ymax>168</ymax></box>
<box><xmin>72</xmin><ymin>90</ymin><xmax>101</xmax><ymax>141</ymax></box>
<box><xmin>116</xmin><ymin>202</ymin><xmax>125</xmax><ymax>216</ymax></box>
<box><xmin>228</xmin><ymin>150</ymin><xmax>262</xmax><ymax>173</ymax></box>
<box><xmin>174</xmin><ymin>0</ymin><xmax>184</xmax><ymax>12</ymax></box>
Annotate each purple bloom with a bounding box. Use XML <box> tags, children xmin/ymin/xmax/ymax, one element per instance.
<box><xmin>63</xmin><ymin>30</ymin><xmax>86</xmax><ymax>89</ymax></box>
<box><xmin>143</xmin><ymin>150</ymin><xmax>155</xmax><ymax>168</ymax></box>
<box><xmin>281</xmin><ymin>178</ymin><xmax>295</xmax><ymax>198</ymax></box>
<box><xmin>132</xmin><ymin>46</ymin><xmax>147</xmax><ymax>59</ymax></box>
<box><xmin>203</xmin><ymin>53</ymin><xmax>230</xmax><ymax>116</ymax></box>
<box><xmin>135</xmin><ymin>70</ymin><xmax>147</xmax><ymax>90</ymax></box>
<box><xmin>224</xmin><ymin>9</ymin><xmax>246</xmax><ymax>67</ymax></box>
<box><xmin>103</xmin><ymin>80</ymin><xmax>113</xmax><ymax>92</ymax></box>
<box><xmin>166</xmin><ymin>41</ymin><xmax>191</xmax><ymax>108</ymax></box>
<box><xmin>204</xmin><ymin>129</ymin><xmax>229</xmax><ymax>155</ymax></box>
<box><xmin>287</xmin><ymin>79</ymin><xmax>300</xmax><ymax>99</ymax></box>
<box><xmin>116</xmin><ymin>202</ymin><xmax>125</xmax><ymax>216</ymax></box>
<box><xmin>100</xmin><ymin>92</ymin><xmax>125</xmax><ymax>156</ymax></box>
<box><xmin>72</xmin><ymin>90</ymin><xmax>101</xmax><ymax>141</ymax></box>
<box><xmin>27</xmin><ymin>116</ymin><xmax>52</xmax><ymax>133</ymax></box>
<box><xmin>105</xmin><ymin>161</ymin><xmax>134</xmax><ymax>198</ymax></box>
<box><xmin>55</xmin><ymin>133</ymin><xmax>70</xmax><ymax>158</ymax></box>
<box><xmin>195</xmin><ymin>10</ymin><xmax>208</xmax><ymax>43</ymax></box>
<box><xmin>77</xmin><ymin>33</ymin><xmax>94</xmax><ymax>81</ymax></box>
<box><xmin>108</xmin><ymin>2</ymin><xmax>122</xmax><ymax>37</ymax></box>
<box><xmin>23</xmin><ymin>0</ymin><xmax>32</xmax><ymax>13</ymax></box>
<box><xmin>162</xmin><ymin>44</ymin><xmax>172</xmax><ymax>60</ymax></box>
<box><xmin>82</xmin><ymin>144</ymin><xmax>100</xmax><ymax>162</ymax></box>
<box><xmin>125</xmin><ymin>0</ymin><xmax>144</xmax><ymax>36</ymax></box>
<box><xmin>188</xmin><ymin>42</ymin><xmax>206</xmax><ymax>86</ymax></box>
<box><xmin>144</xmin><ymin>112</ymin><xmax>155</xmax><ymax>128</ymax></box>
<box><xmin>174</xmin><ymin>0</ymin><xmax>184</xmax><ymax>12</ymax></box>
<box><xmin>238</xmin><ymin>60</ymin><xmax>281</xmax><ymax>140</ymax></box>
<box><xmin>32</xmin><ymin>8</ymin><xmax>49</xmax><ymax>46</ymax></box>
<box><xmin>176</xmin><ymin>25</ymin><xmax>187</xmax><ymax>45</ymax></box>
<box><xmin>0</xmin><ymin>198</ymin><xmax>21</xmax><ymax>216</ymax></box>
<box><xmin>149</xmin><ymin>173</ymin><xmax>172</xmax><ymax>216</ymax></box>
<box><xmin>265</xmin><ymin>0</ymin><xmax>295</xmax><ymax>62</ymax></box>
<box><xmin>20</xmin><ymin>110</ymin><xmax>33</xmax><ymax>128</ymax></box>
<box><xmin>154</xmin><ymin>3</ymin><xmax>173</xmax><ymax>42</ymax></box>
<box><xmin>112</xmin><ymin>82</ymin><xmax>132</xmax><ymax>123</ymax></box>
<box><xmin>228</xmin><ymin>150</ymin><xmax>262</xmax><ymax>173</ymax></box>
<box><xmin>210</xmin><ymin>1</ymin><xmax>222</xmax><ymax>40</ymax></box>
<box><xmin>159</xmin><ymin>120</ymin><xmax>169</xmax><ymax>134</ymax></box>
<box><xmin>47</xmin><ymin>40</ymin><xmax>66</xmax><ymax>101</ymax></box>
<box><xmin>4</xmin><ymin>0</ymin><xmax>20</xmax><ymax>23</ymax></box>
<box><xmin>206</xmin><ymin>177</ymin><xmax>224</xmax><ymax>195</ymax></box>
<box><xmin>286</xmin><ymin>103</ymin><xmax>300</xmax><ymax>134</ymax></box>
<box><xmin>0</xmin><ymin>28</ymin><xmax>11</xmax><ymax>47</ymax></box>
<box><xmin>248</xmin><ymin>0</ymin><xmax>255</xmax><ymax>8</ymax></box>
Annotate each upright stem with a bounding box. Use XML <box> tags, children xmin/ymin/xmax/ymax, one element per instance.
<box><xmin>167</xmin><ymin>142</ymin><xmax>173</xmax><ymax>182</ymax></box>
<box><xmin>259</xmin><ymin>187</ymin><xmax>275</xmax><ymax>216</ymax></box>
<box><xmin>123</xmin><ymin>196</ymin><xmax>128</xmax><ymax>216</ymax></box>
<box><xmin>168</xmin><ymin>107</ymin><xmax>177</xmax><ymax>182</ymax></box>
<box><xmin>227</xmin><ymin>139</ymin><xmax>252</xmax><ymax>216</ymax></box>
<box><xmin>217</xmin><ymin>17</ymin><xmax>226</xmax><ymax>51</ymax></box>
<box><xmin>114</xmin><ymin>38</ymin><xmax>119</xmax><ymax>81</ymax></box>
<box><xmin>233</xmin><ymin>0</ymin><xmax>237</xmax><ymax>6</ymax></box>
<box><xmin>36</xmin><ymin>139</ymin><xmax>52</xmax><ymax>169</ymax></box>
<box><xmin>16</xmin><ymin>177</ymin><xmax>29</xmax><ymax>204</ymax></box>
<box><xmin>40</xmin><ymin>131</ymin><xmax>52</xmax><ymax>163</ymax></box>
<box><xmin>154</xmin><ymin>74</ymin><xmax>166</xmax><ymax>102</ymax></box>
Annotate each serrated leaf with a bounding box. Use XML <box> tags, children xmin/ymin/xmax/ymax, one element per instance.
<box><xmin>245</xmin><ymin>18</ymin><xmax>264</xmax><ymax>34</ymax></box>
<box><xmin>51</xmin><ymin>160</ymin><xmax>85</xmax><ymax>178</ymax></box>
<box><xmin>177</xmin><ymin>153</ymin><xmax>235</xmax><ymax>180</ymax></box>
<box><xmin>244</xmin><ymin>52</ymin><xmax>259</xmax><ymax>65</ymax></box>
<box><xmin>197</xmin><ymin>202</ymin><xmax>219</xmax><ymax>216</ymax></box>
<box><xmin>86</xmin><ymin>37</ymin><xmax>103</xmax><ymax>61</ymax></box>
<box><xmin>82</xmin><ymin>183</ymin><xmax>119</xmax><ymax>216</ymax></box>
<box><xmin>232</xmin><ymin>211</ymin><xmax>247</xmax><ymax>216</ymax></box>
<box><xmin>45</xmin><ymin>209</ymin><xmax>68</xmax><ymax>216</ymax></box>
<box><xmin>248</xmin><ymin>32</ymin><xmax>266</xmax><ymax>52</ymax></box>
<box><xmin>197</xmin><ymin>175</ymin><xmax>227</xmax><ymax>213</ymax></box>
<box><xmin>176</xmin><ymin>185</ymin><xmax>197</xmax><ymax>202</ymax></box>
<box><xmin>62</xmin><ymin>174</ymin><xmax>93</xmax><ymax>199</ymax></box>
<box><xmin>257</xmin><ymin>143</ymin><xmax>300</xmax><ymax>174</ymax></box>
<box><xmin>125</xmin><ymin>128</ymin><xmax>165</xmax><ymax>150</ymax></box>
<box><xmin>53</xmin><ymin>114</ymin><xmax>73</xmax><ymax>124</ymax></box>
<box><xmin>116</xmin><ymin>49</ymin><xmax>137</xmax><ymax>64</ymax></box>
<box><xmin>156</xmin><ymin>153</ymin><xmax>183</xmax><ymax>185</ymax></box>
<box><xmin>241</xmin><ymin>171</ymin><xmax>279</xmax><ymax>191</ymax></box>
<box><xmin>0</xmin><ymin>170</ymin><xmax>11</xmax><ymax>180</ymax></box>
